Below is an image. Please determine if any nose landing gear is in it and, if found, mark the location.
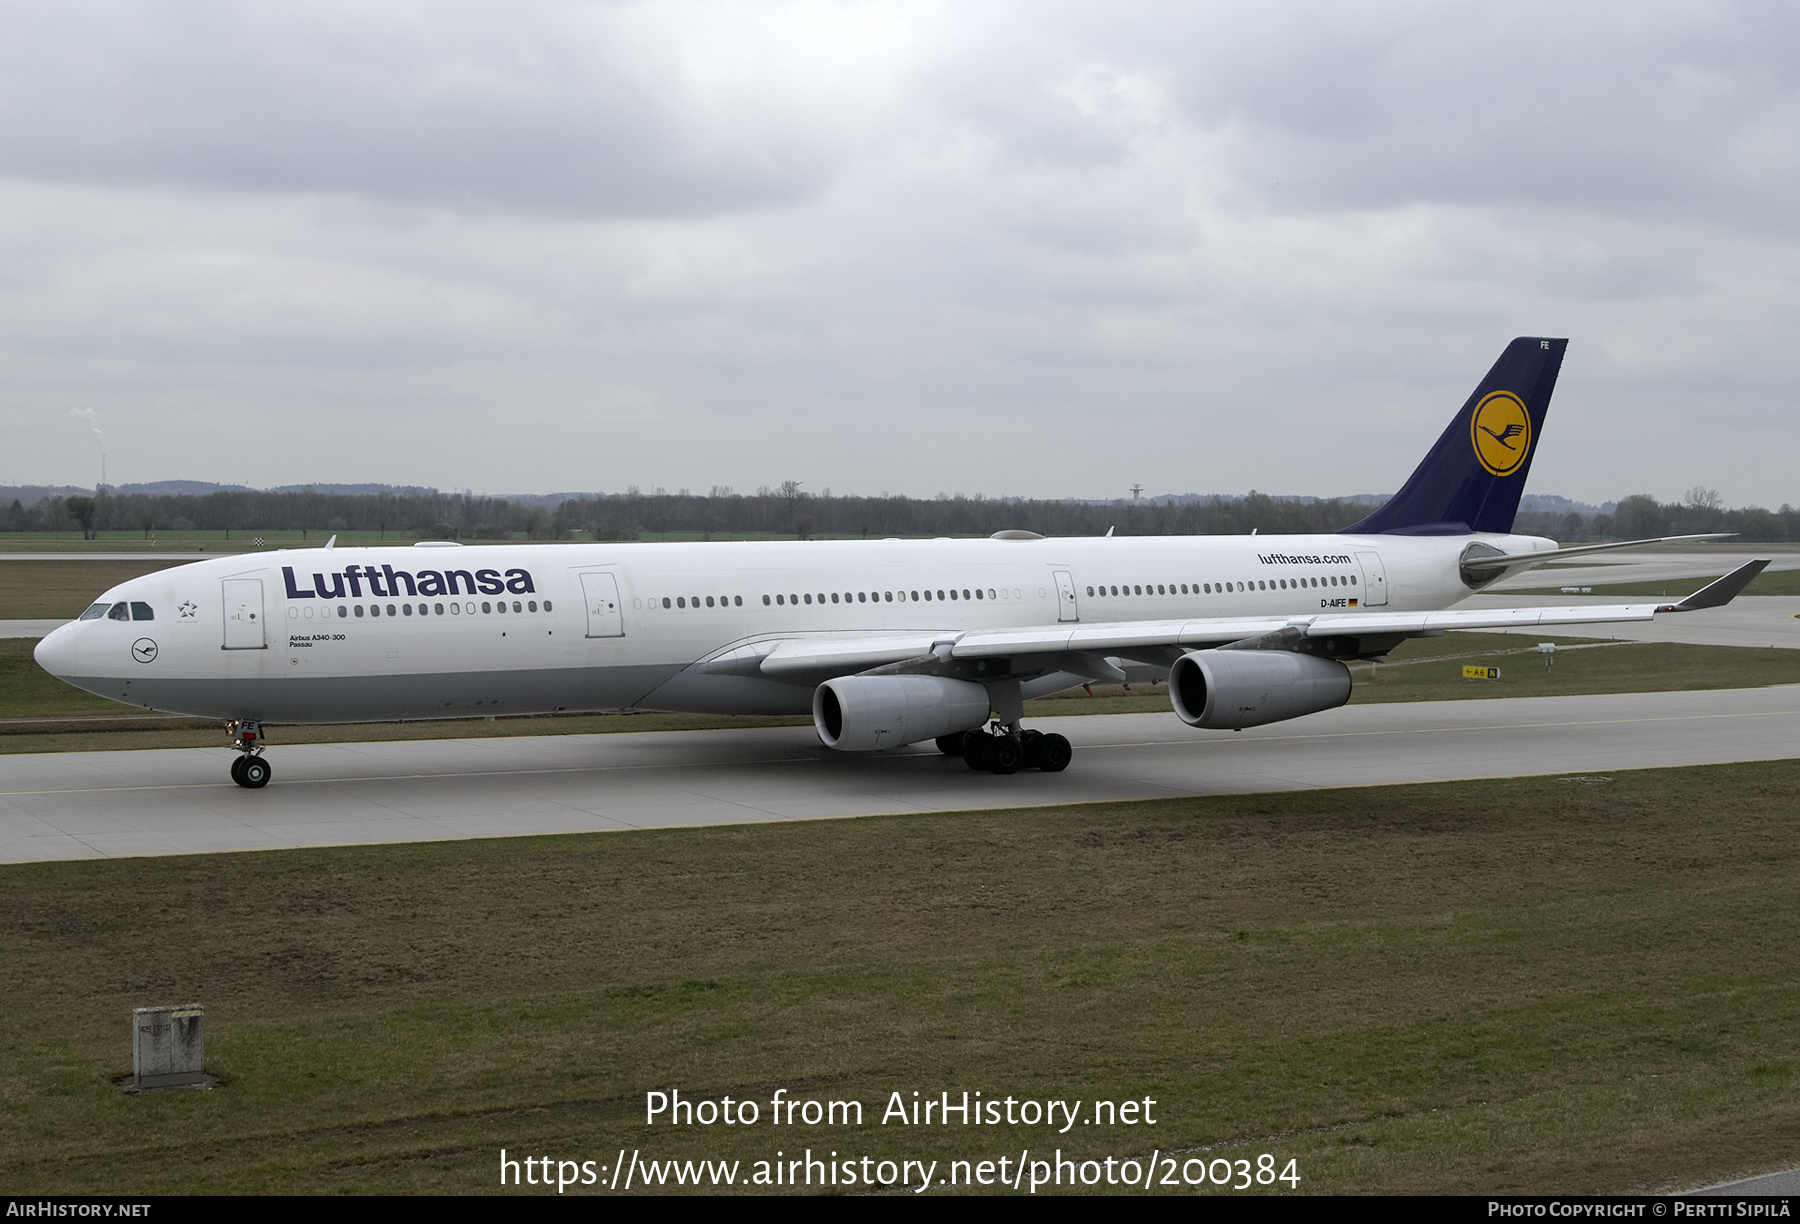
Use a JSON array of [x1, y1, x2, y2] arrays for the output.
[[228, 719, 272, 789], [937, 724, 1072, 774]]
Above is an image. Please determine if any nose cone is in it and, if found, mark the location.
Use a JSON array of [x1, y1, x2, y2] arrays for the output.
[[34, 622, 80, 680]]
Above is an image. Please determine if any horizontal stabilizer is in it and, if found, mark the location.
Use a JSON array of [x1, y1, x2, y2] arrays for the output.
[[1462, 532, 1736, 578]]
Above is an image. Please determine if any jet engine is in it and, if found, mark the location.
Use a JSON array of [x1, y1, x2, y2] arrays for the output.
[[1168, 649, 1351, 731], [813, 675, 991, 752]]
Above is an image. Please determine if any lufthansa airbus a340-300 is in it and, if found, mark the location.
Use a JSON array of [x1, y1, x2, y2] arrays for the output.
[[35, 338, 1766, 788]]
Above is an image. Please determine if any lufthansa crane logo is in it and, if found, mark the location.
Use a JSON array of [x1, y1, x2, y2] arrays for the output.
[[1471, 390, 1532, 477]]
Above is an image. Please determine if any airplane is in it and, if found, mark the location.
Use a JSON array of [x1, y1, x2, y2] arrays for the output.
[[33, 337, 1767, 788]]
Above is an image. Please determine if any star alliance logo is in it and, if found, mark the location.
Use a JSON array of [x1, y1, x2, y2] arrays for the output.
[[178, 600, 197, 619]]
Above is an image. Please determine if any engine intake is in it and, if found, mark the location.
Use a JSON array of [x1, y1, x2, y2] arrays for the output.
[[1169, 649, 1351, 730], [813, 675, 991, 752]]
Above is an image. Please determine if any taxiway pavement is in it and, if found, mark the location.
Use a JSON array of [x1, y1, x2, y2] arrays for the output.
[[2, 685, 1796, 864]]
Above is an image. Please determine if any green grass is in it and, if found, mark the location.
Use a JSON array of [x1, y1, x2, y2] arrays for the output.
[[3, 762, 1799, 1193], [0, 559, 193, 618], [1515, 569, 1800, 598], [1344, 631, 1800, 702]]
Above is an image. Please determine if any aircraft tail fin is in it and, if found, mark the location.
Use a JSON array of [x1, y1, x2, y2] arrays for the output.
[[1341, 337, 1567, 536]]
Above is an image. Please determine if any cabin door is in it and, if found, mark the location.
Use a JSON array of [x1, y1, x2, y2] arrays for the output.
[[580, 572, 625, 637], [222, 579, 266, 649], [1355, 552, 1389, 606], [1053, 570, 1080, 622]]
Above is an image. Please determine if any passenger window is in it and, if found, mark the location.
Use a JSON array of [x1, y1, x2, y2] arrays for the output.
[[512, 601, 522, 612], [338, 606, 348, 618], [404, 604, 414, 616], [131, 602, 154, 621], [108, 602, 130, 621], [437, 603, 447, 614], [763, 595, 771, 605], [544, 600, 553, 611]]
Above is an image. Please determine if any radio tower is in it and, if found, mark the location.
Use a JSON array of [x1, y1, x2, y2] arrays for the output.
[[1130, 483, 1142, 503]]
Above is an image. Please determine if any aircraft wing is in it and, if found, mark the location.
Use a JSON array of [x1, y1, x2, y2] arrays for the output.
[[753, 560, 1769, 678]]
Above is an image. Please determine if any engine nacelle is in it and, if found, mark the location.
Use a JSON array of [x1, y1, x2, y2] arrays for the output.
[[813, 675, 991, 752], [1169, 649, 1351, 731]]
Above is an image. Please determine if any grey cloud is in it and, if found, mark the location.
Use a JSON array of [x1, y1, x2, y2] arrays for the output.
[[0, 1, 860, 216], [6, 2, 1796, 229]]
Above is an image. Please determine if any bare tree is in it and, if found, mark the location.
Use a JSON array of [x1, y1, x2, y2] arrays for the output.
[[779, 480, 804, 536]]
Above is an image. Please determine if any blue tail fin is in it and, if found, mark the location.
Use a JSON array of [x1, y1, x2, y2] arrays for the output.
[[1341, 337, 1567, 536]]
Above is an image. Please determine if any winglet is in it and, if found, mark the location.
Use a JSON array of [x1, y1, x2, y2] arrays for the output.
[[1662, 559, 1770, 612]]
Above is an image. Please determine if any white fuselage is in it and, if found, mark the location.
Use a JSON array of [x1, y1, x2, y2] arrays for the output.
[[33, 531, 1552, 725]]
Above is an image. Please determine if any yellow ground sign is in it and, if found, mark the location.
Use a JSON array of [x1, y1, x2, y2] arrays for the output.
[[1462, 665, 1501, 681]]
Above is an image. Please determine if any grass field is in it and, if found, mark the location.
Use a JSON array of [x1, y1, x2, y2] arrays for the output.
[[0, 559, 193, 618], [3, 760, 1797, 1195], [1516, 569, 1800, 598]]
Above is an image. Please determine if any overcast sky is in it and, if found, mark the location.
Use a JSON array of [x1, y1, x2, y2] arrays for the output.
[[2, 1, 1796, 507]]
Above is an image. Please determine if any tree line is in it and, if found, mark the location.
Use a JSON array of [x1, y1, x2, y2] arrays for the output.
[[6, 484, 1797, 543]]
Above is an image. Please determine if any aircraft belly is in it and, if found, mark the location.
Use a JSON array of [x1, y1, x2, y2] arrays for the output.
[[636, 670, 818, 716]]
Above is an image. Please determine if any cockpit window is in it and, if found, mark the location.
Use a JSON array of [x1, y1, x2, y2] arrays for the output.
[[131, 602, 154, 621], [79, 603, 109, 621], [107, 602, 130, 621]]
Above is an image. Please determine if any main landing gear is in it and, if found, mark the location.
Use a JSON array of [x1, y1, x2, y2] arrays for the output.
[[937, 725, 1072, 775], [228, 719, 272, 789]]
